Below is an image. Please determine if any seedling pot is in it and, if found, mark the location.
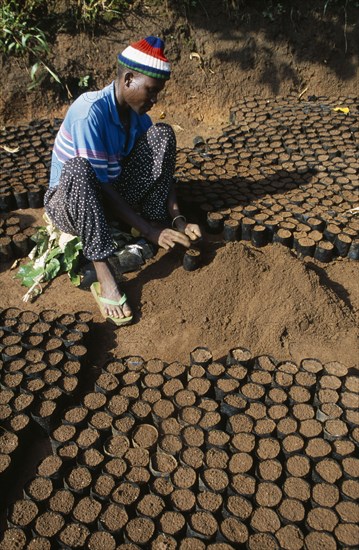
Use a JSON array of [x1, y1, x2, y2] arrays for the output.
[[183, 248, 201, 271]]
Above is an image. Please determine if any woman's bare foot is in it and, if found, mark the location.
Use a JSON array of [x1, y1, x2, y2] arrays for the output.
[[93, 260, 132, 319]]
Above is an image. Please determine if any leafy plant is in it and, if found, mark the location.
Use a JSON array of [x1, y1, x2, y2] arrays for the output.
[[74, 0, 130, 27], [15, 217, 83, 302], [0, 0, 61, 88], [78, 74, 91, 88]]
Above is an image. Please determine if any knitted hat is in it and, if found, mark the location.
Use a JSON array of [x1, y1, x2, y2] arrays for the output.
[[117, 36, 171, 80]]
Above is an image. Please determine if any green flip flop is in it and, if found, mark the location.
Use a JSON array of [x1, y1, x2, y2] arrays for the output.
[[90, 281, 133, 326]]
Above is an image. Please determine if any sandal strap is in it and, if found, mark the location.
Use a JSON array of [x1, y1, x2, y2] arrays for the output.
[[98, 293, 128, 307]]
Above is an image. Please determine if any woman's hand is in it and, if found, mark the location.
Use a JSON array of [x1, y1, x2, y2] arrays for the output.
[[184, 223, 202, 241], [173, 217, 202, 241], [150, 227, 191, 250]]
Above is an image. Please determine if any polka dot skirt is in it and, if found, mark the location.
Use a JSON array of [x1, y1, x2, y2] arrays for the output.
[[44, 123, 177, 261]]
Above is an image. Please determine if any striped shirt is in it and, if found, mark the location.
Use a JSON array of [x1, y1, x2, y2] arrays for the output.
[[49, 81, 152, 188]]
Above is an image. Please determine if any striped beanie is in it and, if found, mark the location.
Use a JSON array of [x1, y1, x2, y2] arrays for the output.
[[117, 36, 171, 80]]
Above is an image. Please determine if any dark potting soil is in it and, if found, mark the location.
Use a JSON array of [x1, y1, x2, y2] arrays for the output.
[[49, 489, 75, 515], [172, 465, 197, 489], [182, 426, 205, 448], [175, 389, 197, 408], [76, 428, 100, 449], [105, 435, 129, 457], [228, 452, 252, 474], [227, 495, 253, 520], [58, 524, 90, 547], [142, 388, 162, 403], [276, 525, 304, 550], [132, 424, 158, 448], [180, 406, 202, 425], [170, 488, 196, 512], [83, 392, 107, 411], [0, 529, 27, 550], [57, 442, 78, 460], [160, 417, 181, 435], [10, 499, 38, 527], [160, 434, 183, 454], [137, 494, 165, 517], [306, 507, 339, 532], [341, 479, 359, 500], [197, 490, 223, 513], [92, 473, 115, 499], [26, 536, 51, 550], [151, 452, 177, 474], [205, 448, 229, 469], [52, 424, 76, 444], [73, 496, 102, 524], [179, 539, 206, 550], [64, 406, 87, 426], [247, 532, 278, 550], [305, 437, 332, 459], [152, 534, 177, 550], [100, 503, 128, 532], [283, 477, 311, 501], [181, 447, 204, 469], [82, 448, 104, 468], [220, 516, 249, 544], [103, 458, 127, 479], [256, 481, 282, 507], [250, 507, 281, 534], [0, 432, 18, 454], [278, 498, 306, 523], [152, 477, 174, 497], [312, 482, 340, 507], [125, 447, 149, 467], [26, 476, 53, 501], [257, 438, 281, 460], [159, 511, 185, 535], [34, 511, 64, 537], [231, 433, 255, 453], [125, 517, 155, 543], [130, 399, 151, 418], [66, 466, 92, 492], [286, 454, 311, 477], [87, 531, 116, 550], [126, 465, 150, 485], [111, 481, 140, 505]]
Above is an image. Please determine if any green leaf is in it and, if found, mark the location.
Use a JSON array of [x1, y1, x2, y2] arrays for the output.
[[44, 258, 61, 280], [68, 271, 81, 286], [47, 245, 62, 261], [30, 62, 40, 80], [15, 264, 44, 287]]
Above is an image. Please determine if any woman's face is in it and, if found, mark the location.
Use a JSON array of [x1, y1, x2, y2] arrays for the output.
[[124, 72, 166, 115]]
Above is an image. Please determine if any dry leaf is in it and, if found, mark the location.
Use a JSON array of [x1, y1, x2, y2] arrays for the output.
[[10, 259, 20, 270], [0, 145, 20, 153]]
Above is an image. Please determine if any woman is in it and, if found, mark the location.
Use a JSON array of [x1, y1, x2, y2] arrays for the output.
[[45, 36, 201, 325]]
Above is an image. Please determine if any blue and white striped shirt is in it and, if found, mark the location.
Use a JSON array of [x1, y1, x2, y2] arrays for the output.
[[49, 81, 152, 187]]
